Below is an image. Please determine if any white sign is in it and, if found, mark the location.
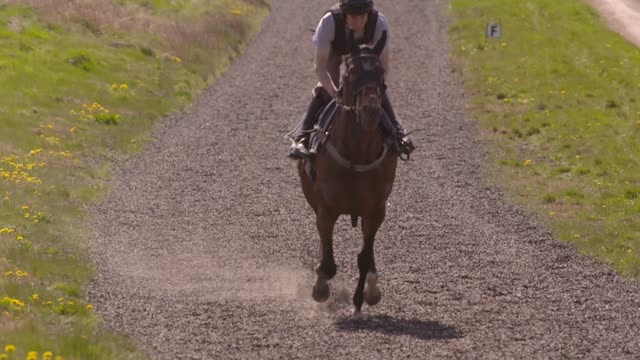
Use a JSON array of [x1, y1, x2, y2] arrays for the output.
[[486, 23, 502, 38]]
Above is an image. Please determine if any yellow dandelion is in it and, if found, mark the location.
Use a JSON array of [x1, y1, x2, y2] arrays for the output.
[[16, 270, 27, 277], [111, 84, 118, 90], [231, 8, 242, 15], [5, 297, 25, 307], [3, 271, 13, 276], [43, 351, 53, 360], [87, 304, 94, 311], [628, 249, 633, 254], [32, 294, 39, 301], [4, 345, 15, 352], [0, 354, 7, 360], [27, 351, 37, 360], [16, 235, 23, 241], [549, 211, 556, 216], [24, 213, 30, 219], [120, 84, 128, 90], [523, 159, 532, 166], [574, 234, 580, 238]]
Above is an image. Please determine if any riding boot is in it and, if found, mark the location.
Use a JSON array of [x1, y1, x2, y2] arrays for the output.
[[289, 94, 326, 159], [381, 93, 415, 158]]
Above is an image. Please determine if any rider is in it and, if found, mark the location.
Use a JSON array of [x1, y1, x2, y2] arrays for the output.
[[288, 0, 415, 159]]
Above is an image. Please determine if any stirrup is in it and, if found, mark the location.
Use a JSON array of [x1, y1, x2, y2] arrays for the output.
[[398, 137, 414, 162], [288, 140, 310, 159]]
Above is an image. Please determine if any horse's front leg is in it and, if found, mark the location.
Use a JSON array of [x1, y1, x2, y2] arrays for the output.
[[312, 209, 339, 302], [353, 207, 385, 318]]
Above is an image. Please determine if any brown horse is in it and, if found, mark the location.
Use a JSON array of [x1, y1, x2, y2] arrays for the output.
[[297, 32, 398, 318]]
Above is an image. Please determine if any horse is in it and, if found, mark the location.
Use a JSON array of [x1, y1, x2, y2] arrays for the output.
[[297, 31, 398, 318]]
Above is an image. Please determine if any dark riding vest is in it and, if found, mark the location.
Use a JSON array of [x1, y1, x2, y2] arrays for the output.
[[328, 4, 379, 56]]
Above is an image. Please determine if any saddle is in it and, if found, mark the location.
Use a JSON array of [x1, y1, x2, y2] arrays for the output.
[[287, 100, 397, 181], [308, 99, 341, 155]]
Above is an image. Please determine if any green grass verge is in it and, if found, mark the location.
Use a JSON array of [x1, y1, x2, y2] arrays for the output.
[[448, 0, 640, 276], [0, 1, 269, 358]]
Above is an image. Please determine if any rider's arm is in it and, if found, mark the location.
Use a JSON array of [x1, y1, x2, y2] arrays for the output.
[[375, 13, 391, 78], [314, 47, 338, 98], [380, 45, 390, 77]]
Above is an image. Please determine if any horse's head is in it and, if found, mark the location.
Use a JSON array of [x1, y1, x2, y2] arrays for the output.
[[339, 30, 387, 132]]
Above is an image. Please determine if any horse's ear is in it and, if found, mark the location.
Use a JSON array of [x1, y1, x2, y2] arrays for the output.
[[373, 31, 387, 56], [347, 30, 360, 55]]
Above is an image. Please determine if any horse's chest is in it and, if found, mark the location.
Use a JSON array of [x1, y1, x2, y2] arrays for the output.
[[318, 175, 390, 210]]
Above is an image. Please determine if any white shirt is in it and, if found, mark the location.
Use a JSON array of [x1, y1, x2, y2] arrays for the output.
[[312, 11, 391, 51]]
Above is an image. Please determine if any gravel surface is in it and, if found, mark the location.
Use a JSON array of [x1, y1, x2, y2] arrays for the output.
[[88, 1, 640, 358], [588, 0, 640, 47]]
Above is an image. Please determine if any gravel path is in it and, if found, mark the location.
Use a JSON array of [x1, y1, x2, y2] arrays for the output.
[[88, 1, 640, 358], [588, 0, 640, 47]]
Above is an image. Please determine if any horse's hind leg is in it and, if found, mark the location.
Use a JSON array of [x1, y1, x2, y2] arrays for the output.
[[312, 209, 339, 302], [353, 208, 385, 318]]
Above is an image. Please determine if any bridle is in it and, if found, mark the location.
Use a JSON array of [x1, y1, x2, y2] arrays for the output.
[[325, 51, 388, 172], [338, 52, 386, 116]]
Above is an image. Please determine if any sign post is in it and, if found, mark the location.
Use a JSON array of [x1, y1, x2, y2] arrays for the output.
[[486, 21, 502, 39]]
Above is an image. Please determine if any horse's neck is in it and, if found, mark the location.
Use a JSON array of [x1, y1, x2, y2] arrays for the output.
[[331, 109, 385, 164]]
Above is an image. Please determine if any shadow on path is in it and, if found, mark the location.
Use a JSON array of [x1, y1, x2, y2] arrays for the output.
[[335, 314, 463, 341]]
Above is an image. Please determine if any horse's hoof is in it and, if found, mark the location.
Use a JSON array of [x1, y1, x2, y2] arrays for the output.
[[312, 282, 330, 302], [364, 272, 382, 306], [364, 286, 382, 306], [352, 308, 362, 320]]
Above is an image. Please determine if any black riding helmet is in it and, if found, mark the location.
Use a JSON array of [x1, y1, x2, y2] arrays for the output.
[[339, 0, 374, 15]]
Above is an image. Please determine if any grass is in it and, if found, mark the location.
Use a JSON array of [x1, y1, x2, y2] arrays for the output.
[[448, 0, 640, 276], [0, 1, 269, 358]]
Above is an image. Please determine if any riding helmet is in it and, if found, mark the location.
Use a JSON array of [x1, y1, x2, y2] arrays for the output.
[[339, 0, 374, 15]]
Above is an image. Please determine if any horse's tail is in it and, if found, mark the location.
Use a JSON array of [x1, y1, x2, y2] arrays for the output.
[[351, 214, 358, 228]]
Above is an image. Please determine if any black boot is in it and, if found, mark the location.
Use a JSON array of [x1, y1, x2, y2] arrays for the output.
[[288, 94, 326, 159], [381, 93, 415, 159]]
